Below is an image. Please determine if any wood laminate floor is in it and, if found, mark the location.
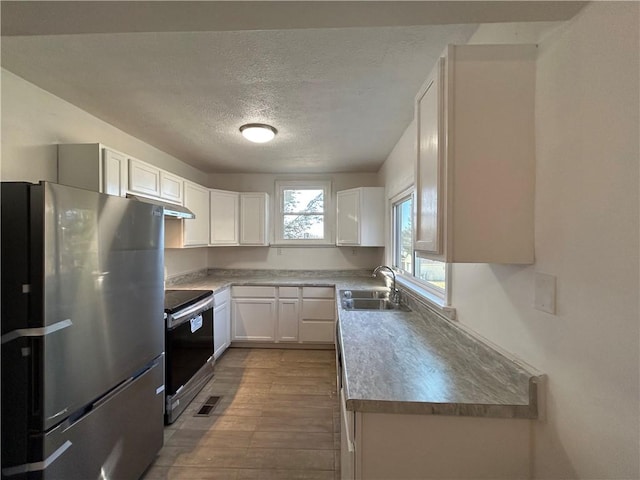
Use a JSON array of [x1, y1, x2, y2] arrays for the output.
[[143, 348, 340, 480]]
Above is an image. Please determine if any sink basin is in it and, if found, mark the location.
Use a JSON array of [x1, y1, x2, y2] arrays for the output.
[[340, 294, 411, 312], [341, 289, 390, 299]]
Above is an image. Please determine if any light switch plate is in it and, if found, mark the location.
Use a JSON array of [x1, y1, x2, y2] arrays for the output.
[[534, 272, 556, 314]]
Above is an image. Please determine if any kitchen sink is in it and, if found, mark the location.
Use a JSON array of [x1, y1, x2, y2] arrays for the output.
[[340, 290, 410, 312], [341, 289, 390, 299]]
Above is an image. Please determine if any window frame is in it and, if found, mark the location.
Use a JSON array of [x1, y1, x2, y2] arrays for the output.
[[390, 187, 451, 307], [274, 179, 333, 246]]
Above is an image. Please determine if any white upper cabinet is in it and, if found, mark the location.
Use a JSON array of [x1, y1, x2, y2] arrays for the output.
[[210, 189, 240, 246], [129, 158, 186, 204], [58, 143, 127, 197], [128, 158, 161, 197], [415, 44, 536, 264], [102, 149, 127, 197], [336, 187, 385, 247], [240, 193, 269, 246], [182, 181, 210, 246], [160, 170, 183, 204]]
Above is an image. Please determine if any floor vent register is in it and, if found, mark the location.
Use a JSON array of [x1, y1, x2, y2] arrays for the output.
[[194, 396, 221, 417]]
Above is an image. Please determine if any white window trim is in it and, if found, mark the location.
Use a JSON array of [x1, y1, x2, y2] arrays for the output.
[[389, 187, 453, 316], [274, 179, 333, 246]]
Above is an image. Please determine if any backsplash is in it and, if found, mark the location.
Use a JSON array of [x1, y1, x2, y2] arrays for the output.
[[206, 268, 374, 278], [165, 268, 209, 287], [165, 268, 373, 287]]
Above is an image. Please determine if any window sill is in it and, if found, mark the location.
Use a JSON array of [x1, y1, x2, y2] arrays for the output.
[[395, 275, 457, 321]]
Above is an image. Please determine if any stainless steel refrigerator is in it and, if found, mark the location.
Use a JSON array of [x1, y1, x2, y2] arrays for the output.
[[1, 182, 165, 479]]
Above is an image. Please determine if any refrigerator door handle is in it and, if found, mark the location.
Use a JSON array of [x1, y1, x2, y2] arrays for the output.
[[1, 319, 72, 344], [1, 440, 72, 477]]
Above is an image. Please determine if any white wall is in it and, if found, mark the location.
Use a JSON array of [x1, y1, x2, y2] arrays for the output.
[[207, 172, 384, 270], [379, 3, 640, 478], [1, 69, 209, 277], [1, 69, 205, 184], [164, 248, 209, 280], [0, 71, 383, 275]]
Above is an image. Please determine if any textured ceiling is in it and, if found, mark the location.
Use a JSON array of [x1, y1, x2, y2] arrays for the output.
[[1, 2, 586, 174]]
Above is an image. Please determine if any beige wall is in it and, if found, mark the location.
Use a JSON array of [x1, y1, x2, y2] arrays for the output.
[[379, 3, 640, 478], [207, 172, 384, 270]]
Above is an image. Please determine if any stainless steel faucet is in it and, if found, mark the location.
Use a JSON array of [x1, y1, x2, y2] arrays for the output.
[[372, 265, 400, 303]]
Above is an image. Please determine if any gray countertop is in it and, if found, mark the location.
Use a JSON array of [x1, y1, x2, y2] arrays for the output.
[[169, 269, 540, 419]]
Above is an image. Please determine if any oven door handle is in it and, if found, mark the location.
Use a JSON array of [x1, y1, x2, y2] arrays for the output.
[[167, 295, 214, 329]]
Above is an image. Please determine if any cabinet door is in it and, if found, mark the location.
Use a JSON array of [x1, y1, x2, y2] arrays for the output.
[[128, 158, 161, 197], [336, 189, 360, 245], [232, 298, 276, 341], [415, 58, 444, 254], [278, 299, 299, 342], [102, 148, 127, 197], [210, 190, 239, 245], [213, 300, 230, 359], [240, 193, 269, 245], [160, 171, 183, 204], [183, 182, 210, 246]]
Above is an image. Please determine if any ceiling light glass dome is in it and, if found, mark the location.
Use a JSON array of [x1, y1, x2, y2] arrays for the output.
[[239, 123, 277, 143]]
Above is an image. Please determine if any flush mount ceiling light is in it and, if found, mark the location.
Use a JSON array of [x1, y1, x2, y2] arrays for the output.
[[239, 123, 277, 143]]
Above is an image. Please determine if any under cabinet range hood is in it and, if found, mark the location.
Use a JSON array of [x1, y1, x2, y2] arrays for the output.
[[127, 194, 195, 219]]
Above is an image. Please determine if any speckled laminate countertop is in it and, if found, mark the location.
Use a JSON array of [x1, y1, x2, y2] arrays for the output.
[[169, 269, 541, 419]]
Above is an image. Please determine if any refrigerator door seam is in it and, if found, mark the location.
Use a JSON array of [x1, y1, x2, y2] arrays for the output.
[[1, 319, 73, 344]]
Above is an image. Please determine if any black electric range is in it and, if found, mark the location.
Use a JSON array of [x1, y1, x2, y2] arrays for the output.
[[163, 289, 215, 424], [164, 289, 213, 315]]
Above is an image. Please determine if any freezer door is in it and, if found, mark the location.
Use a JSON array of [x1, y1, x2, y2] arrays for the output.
[[38, 183, 164, 429], [28, 358, 163, 480]]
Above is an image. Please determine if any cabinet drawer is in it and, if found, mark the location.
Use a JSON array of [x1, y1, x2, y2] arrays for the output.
[[302, 299, 335, 320], [232, 286, 276, 298], [214, 287, 230, 306], [302, 287, 335, 299], [300, 320, 335, 343], [279, 287, 299, 298]]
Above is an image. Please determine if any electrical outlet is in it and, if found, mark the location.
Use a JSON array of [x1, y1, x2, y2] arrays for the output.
[[534, 272, 556, 314], [351, 248, 357, 256], [277, 248, 283, 256]]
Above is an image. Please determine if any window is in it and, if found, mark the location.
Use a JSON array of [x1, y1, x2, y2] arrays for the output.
[[391, 190, 448, 301], [275, 180, 332, 245]]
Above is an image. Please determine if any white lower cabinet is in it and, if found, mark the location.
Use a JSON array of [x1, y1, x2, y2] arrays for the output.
[[231, 287, 277, 341], [277, 299, 299, 342], [300, 287, 336, 343], [342, 410, 531, 480], [231, 285, 335, 345], [213, 288, 231, 359], [277, 286, 300, 342]]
